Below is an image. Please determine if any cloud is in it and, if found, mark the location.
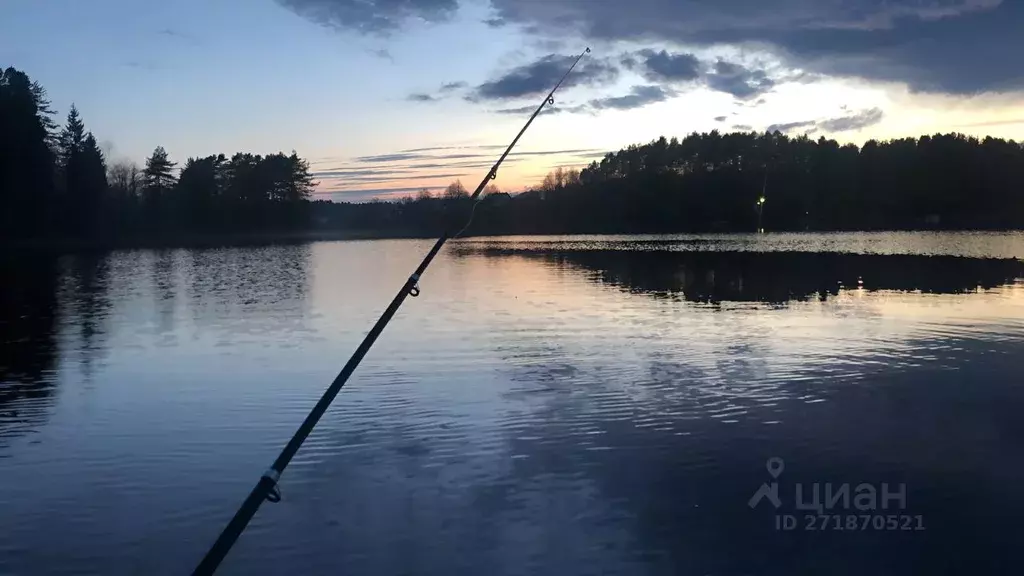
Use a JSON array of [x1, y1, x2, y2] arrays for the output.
[[405, 81, 468, 103], [322, 186, 442, 202], [956, 118, 1024, 128], [433, 153, 482, 159], [494, 105, 536, 115], [626, 49, 701, 83], [715, 116, 727, 122], [766, 120, 818, 134], [410, 159, 520, 169], [355, 152, 427, 163], [276, 0, 458, 34], [706, 60, 775, 99], [589, 85, 676, 110], [399, 144, 507, 153], [816, 107, 884, 132], [622, 50, 780, 101], [494, 104, 552, 115], [315, 171, 470, 184], [487, 0, 1020, 94], [496, 84, 678, 114], [767, 107, 885, 134], [313, 168, 403, 177], [369, 48, 393, 61], [510, 148, 603, 157], [358, 151, 482, 162], [736, 98, 768, 108], [123, 60, 161, 71], [471, 53, 619, 100], [352, 146, 602, 165], [158, 28, 198, 43], [399, 145, 461, 153], [316, 145, 612, 201], [492, 104, 587, 115], [732, 124, 754, 131]]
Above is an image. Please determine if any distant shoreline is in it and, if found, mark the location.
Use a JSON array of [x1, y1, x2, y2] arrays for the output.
[[6, 227, 1024, 255], [5, 229, 433, 253]]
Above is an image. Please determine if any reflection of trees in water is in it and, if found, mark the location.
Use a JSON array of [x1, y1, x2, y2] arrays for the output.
[[465, 337, 645, 574], [152, 250, 178, 338], [186, 244, 312, 332], [2, 244, 313, 443], [469, 248, 1024, 572], [493, 330, 1024, 575], [470, 249, 1024, 303], [3, 253, 114, 441], [0, 255, 60, 443], [63, 253, 113, 379]]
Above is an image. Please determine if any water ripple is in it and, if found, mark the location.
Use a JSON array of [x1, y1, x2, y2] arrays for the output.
[[2, 235, 1024, 575]]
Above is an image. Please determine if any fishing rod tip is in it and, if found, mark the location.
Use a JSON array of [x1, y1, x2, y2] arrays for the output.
[[585, 47, 591, 53]]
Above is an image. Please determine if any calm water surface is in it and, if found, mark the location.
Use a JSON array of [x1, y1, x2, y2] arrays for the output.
[[2, 232, 1024, 575]]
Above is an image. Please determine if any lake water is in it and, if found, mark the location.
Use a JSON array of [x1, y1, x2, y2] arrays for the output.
[[2, 232, 1024, 576]]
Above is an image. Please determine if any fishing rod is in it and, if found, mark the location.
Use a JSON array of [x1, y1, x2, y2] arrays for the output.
[[191, 46, 591, 576]]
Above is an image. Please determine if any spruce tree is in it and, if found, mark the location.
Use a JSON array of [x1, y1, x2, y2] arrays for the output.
[[143, 146, 177, 231], [57, 106, 107, 237], [0, 67, 56, 238]]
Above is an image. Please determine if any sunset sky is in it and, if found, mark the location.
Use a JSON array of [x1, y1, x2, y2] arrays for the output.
[[4, 0, 1024, 201]]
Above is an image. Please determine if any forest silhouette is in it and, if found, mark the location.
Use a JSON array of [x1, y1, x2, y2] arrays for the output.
[[322, 131, 1024, 236], [2, 67, 315, 247], [4, 66, 1024, 248]]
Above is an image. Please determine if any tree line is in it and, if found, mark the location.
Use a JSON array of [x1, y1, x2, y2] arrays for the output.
[[316, 131, 1024, 235], [1, 67, 316, 247], [7, 65, 1024, 246]]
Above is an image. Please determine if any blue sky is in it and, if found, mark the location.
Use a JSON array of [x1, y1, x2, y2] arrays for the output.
[[4, 0, 1024, 201]]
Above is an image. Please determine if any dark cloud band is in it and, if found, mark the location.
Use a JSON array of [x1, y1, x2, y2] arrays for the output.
[[627, 49, 701, 83], [276, 0, 458, 33], [487, 0, 1020, 94], [590, 85, 676, 110], [706, 60, 775, 100], [278, 0, 1021, 94], [471, 53, 620, 101]]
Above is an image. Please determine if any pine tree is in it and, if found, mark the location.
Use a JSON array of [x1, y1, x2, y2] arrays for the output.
[[0, 67, 56, 238], [143, 146, 177, 231], [176, 155, 221, 232], [30, 81, 59, 152], [58, 105, 85, 168], [55, 106, 107, 237], [144, 146, 176, 190], [78, 133, 108, 233], [56, 105, 83, 233]]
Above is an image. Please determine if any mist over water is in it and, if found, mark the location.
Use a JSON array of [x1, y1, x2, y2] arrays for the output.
[[2, 232, 1024, 575]]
